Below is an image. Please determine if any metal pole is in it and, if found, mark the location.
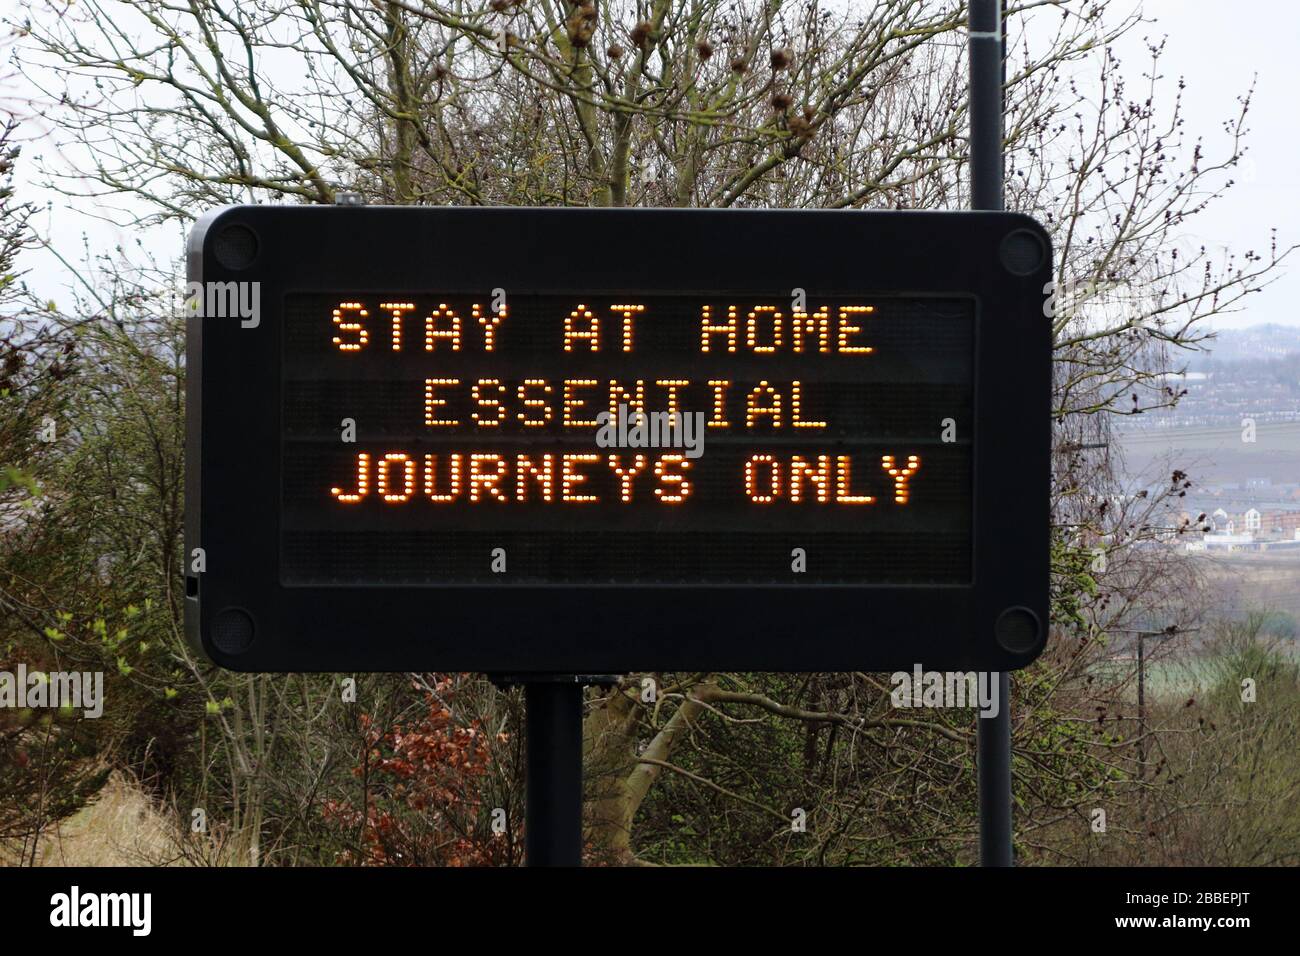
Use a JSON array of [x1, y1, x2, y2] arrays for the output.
[[970, 0, 1005, 213], [970, 0, 1014, 868], [978, 673, 1013, 866], [1137, 632, 1147, 782], [524, 681, 584, 866]]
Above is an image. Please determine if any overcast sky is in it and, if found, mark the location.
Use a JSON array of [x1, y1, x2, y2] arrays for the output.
[[1110, 0, 1300, 330], [8, 0, 1298, 332]]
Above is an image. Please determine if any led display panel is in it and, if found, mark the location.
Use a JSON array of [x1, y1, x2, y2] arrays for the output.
[[185, 206, 1051, 672]]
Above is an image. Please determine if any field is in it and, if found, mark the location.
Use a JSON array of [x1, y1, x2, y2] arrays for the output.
[[1196, 550, 1300, 621], [1116, 421, 1300, 487]]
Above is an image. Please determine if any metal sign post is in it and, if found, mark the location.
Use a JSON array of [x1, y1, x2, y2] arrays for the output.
[[970, 0, 1015, 868], [489, 673, 616, 867], [523, 680, 584, 867]]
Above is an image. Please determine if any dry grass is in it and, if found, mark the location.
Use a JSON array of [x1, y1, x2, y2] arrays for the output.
[[1, 772, 183, 867]]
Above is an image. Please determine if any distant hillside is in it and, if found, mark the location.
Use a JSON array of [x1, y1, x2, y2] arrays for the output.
[[1190, 324, 1300, 367]]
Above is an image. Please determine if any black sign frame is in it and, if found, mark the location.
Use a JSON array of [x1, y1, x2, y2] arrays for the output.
[[185, 206, 1051, 672]]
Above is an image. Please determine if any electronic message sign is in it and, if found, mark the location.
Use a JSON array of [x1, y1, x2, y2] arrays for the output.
[[185, 206, 1051, 672]]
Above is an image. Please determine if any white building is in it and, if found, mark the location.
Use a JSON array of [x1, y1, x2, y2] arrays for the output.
[[1201, 532, 1255, 551], [1244, 508, 1262, 533]]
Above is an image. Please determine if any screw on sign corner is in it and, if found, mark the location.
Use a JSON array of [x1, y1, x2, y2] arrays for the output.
[[210, 608, 255, 655], [994, 606, 1041, 655], [212, 223, 259, 271], [999, 229, 1046, 277]]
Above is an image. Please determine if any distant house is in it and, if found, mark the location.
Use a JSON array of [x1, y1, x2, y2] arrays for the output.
[[1244, 508, 1262, 533], [1210, 507, 1230, 532], [1262, 509, 1300, 536]]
